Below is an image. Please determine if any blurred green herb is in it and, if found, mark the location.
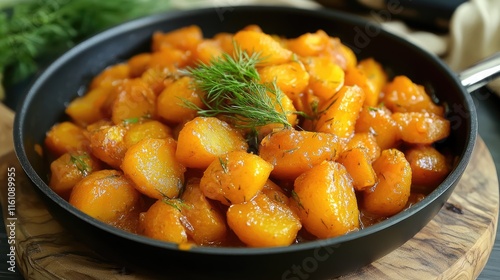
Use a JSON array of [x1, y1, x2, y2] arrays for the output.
[[183, 46, 292, 129], [0, 0, 172, 100]]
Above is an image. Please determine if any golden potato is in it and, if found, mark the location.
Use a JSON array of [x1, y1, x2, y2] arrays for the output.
[[315, 85, 365, 139], [382, 75, 444, 116], [227, 193, 301, 247], [392, 112, 450, 144], [286, 30, 330, 57], [45, 121, 90, 157], [258, 61, 310, 100], [181, 179, 227, 245], [200, 151, 273, 206], [69, 170, 141, 224], [157, 76, 205, 124], [256, 90, 297, 139], [140, 67, 175, 95], [128, 53, 152, 78], [345, 132, 381, 162], [152, 25, 203, 53], [355, 105, 401, 150], [122, 138, 185, 199], [89, 64, 129, 90], [337, 147, 376, 191], [233, 30, 292, 66], [363, 149, 412, 216], [303, 56, 345, 101], [123, 120, 173, 148], [140, 199, 188, 244], [65, 86, 114, 127], [111, 79, 156, 125], [260, 179, 290, 206], [259, 128, 342, 180], [292, 161, 359, 238], [88, 123, 128, 168], [405, 145, 451, 192], [49, 151, 102, 200], [357, 58, 387, 96], [175, 117, 248, 169], [194, 39, 225, 65]]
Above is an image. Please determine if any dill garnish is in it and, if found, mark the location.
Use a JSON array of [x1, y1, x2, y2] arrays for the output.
[[219, 157, 229, 174], [162, 198, 192, 212], [70, 153, 91, 176], [183, 46, 291, 129]]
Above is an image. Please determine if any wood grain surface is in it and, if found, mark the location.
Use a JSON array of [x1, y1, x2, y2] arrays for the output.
[[0, 103, 498, 279]]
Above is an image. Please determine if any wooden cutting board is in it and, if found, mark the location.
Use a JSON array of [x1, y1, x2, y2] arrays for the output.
[[0, 103, 498, 279]]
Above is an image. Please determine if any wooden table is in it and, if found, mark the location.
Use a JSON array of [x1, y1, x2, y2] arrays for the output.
[[0, 102, 498, 279]]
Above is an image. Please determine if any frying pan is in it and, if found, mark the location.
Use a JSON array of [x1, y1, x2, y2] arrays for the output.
[[12, 5, 496, 280]]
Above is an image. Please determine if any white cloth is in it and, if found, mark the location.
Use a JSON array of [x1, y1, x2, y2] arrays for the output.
[[447, 0, 500, 93]]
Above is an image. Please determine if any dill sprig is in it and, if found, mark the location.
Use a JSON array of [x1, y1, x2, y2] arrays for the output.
[[0, 0, 172, 99], [184, 47, 291, 129], [69, 153, 91, 176]]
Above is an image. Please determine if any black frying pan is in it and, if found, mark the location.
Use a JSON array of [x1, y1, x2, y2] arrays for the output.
[[13, 5, 480, 280]]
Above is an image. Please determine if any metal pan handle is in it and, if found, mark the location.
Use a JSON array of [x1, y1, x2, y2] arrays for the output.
[[458, 52, 500, 93]]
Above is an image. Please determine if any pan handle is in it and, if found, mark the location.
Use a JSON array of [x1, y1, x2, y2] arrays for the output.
[[458, 52, 500, 93]]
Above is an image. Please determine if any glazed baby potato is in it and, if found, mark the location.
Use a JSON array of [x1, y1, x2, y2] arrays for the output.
[[44, 24, 452, 248]]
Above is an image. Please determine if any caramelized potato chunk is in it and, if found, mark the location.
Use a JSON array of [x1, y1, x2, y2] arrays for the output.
[[286, 30, 330, 57], [355, 105, 401, 150], [405, 145, 451, 192], [315, 85, 365, 139], [194, 39, 225, 65], [382, 75, 444, 116], [140, 199, 188, 244], [258, 61, 310, 100], [111, 79, 156, 125], [392, 112, 450, 144], [292, 161, 360, 238], [259, 128, 342, 180], [303, 56, 345, 101], [89, 64, 129, 89], [357, 58, 387, 101], [260, 180, 290, 206], [256, 91, 297, 138], [200, 151, 273, 206], [227, 192, 301, 247], [176, 117, 248, 169], [122, 138, 185, 199], [152, 25, 203, 53], [49, 151, 101, 200], [363, 149, 412, 216], [69, 170, 141, 223], [344, 67, 377, 107], [45, 121, 90, 157], [148, 46, 191, 72], [140, 67, 174, 95], [345, 132, 381, 162], [233, 30, 292, 66], [337, 148, 376, 191], [127, 53, 152, 78], [88, 123, 128, 168], [157, 76, 205, 124], [65, 86, 114, 127], [181, 179, 227, 245], [123, 120, 173, 148], [345, 58, 387, 108]]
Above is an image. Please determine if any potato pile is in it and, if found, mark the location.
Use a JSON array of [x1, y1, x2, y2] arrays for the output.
[[44, 25, 451, 248]]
